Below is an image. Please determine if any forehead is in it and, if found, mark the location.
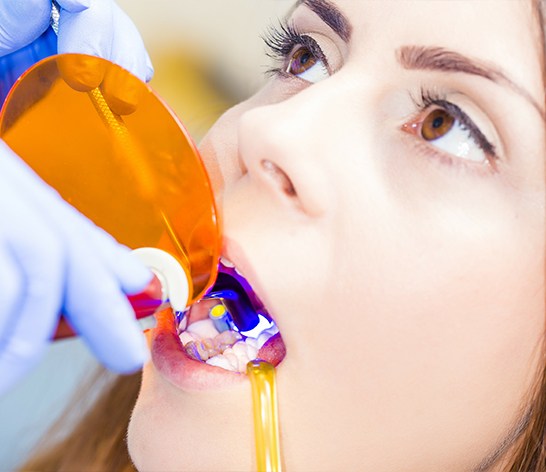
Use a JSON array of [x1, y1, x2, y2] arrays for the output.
[[295, 0, 544, 104]]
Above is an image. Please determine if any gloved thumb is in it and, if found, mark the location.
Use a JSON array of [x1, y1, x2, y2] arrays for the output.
[[0, 0, 51, 55], [55, 0, 92, 13]]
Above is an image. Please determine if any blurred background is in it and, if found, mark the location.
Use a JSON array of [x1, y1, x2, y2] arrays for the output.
[[0, 1, 292, 470], [118, 0, 293, 140]]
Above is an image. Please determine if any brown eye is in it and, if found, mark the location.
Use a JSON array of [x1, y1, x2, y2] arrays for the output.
[[286, 47, 317, 75], [421, 109, 455, 141]]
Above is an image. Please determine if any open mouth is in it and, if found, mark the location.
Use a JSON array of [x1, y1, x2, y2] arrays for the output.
[[175, 258, 286, 373]]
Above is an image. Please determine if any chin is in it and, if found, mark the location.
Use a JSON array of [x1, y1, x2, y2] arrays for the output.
[[128, 362, 256, 471]]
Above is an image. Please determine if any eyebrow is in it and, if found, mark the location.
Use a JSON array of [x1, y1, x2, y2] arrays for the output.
[[294, 0, 352, 42], [397, 45, 545, 120]]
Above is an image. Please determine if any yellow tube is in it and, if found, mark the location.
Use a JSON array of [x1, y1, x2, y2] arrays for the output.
[[247, 360, 282, 472]]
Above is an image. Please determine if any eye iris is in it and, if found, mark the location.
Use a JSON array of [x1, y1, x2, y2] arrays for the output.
[[421, 109, 455, 141], [287, 47, 316, 75]]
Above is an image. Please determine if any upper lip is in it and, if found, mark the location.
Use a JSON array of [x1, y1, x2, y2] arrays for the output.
[[220, 239, 275, 322]]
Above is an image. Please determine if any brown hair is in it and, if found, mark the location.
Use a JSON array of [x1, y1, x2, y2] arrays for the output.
[[503, 1, 546, 471], [20, 2, 546, 471], [21, 369, 139, 471], [506, 368, 546, 472]]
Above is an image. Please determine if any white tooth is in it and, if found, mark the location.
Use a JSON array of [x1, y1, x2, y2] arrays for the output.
[[179, 331, 195, 346], [187, 319, 220, 339], [257, 332, 272, 349], [236, 352, 250, 373], [235, 267, 243, 276], [223, 347, 234, 355], [220, 257, 235, 268], [253, 326, 279, 349], [178, 316, 188, 331], [222, 349, 239, 369], [206, 355, 236, 371], [245, 337, 258, 349], [245, 342, 258, 360], [263, 325, 279, 337], [232, 341, 248, 357], [229, 341, 254, 372]]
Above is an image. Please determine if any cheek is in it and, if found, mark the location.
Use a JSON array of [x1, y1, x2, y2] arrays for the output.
[[322, 161, 545, 454], [334, 152, 545, 371], [273, 163, 543, 468], [336, 206, 544, 374]]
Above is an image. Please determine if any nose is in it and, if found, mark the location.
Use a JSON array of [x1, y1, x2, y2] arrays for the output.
[[237, 92, 335, 217]]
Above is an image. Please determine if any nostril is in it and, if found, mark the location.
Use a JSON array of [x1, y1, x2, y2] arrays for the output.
[[261, 159, 297, 197]]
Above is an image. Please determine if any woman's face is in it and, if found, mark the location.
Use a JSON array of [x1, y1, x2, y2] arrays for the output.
[[128, 1, 546, 470]]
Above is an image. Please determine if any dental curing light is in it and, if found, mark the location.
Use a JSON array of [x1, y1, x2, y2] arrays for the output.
[[0, 53, 221, 338]]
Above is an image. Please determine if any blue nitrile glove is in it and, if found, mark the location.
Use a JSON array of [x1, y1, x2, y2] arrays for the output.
[[56, 0, 153, 83], [0, 0, 153, 91], [0, 140, 153, 395]]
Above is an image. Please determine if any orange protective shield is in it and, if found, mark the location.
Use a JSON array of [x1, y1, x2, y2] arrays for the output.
[[0, 54, 220, 303]]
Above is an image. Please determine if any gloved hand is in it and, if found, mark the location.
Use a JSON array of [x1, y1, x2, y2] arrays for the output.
[[0, 0, 153, 82], [0, 139, 153, 395]]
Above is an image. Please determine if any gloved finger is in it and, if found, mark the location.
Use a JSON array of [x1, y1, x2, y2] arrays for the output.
[[57, 53, 106, 92], [0, 249, 26, 396], [0, 168, 63, 336], [0, 0, 51, 55], [1, 152, 149, 372], [55, 0, 91, 13], [0, 143, 149, 374], [100, 64, 143, 115], [0, 213, 64, 395], [63, 246, 149, 373], [57, 0, 153, 83], [0, 248, 23, 345], [0, 269, 61, 394], [58, 54, 142, 115], [108, 2, 154, 83], [0, 141, 152, 295], [56, 0, 112, 62], [87, 237, 153, 295], [60, 206, 153, 295]]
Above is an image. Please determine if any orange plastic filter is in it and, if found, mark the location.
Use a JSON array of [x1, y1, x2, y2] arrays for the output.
[[0, 53, 220, 303]]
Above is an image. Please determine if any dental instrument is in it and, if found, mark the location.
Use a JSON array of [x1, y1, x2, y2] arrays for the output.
[[209, 304, 235, 333]]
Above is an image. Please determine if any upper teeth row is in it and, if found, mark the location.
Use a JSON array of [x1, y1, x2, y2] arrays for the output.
[[206, 341, 257, 373], [220, 256, 245, 277], [220, 256, 235, 268]]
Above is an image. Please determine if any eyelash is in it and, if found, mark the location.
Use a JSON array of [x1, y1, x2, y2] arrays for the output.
[[261, 20, 329, 77], [262, 23, 498, 170], [412, 88, 497, 161]]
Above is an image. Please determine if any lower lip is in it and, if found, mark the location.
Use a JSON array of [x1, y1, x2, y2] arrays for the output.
[[150, 307, 286, 392], [150, 308, 245, 391]]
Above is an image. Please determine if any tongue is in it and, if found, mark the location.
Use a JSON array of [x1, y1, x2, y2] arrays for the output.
[[257, 333, 286, 367]]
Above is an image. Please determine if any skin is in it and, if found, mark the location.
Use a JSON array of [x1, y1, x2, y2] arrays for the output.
[[128, 1, 546, 471]]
